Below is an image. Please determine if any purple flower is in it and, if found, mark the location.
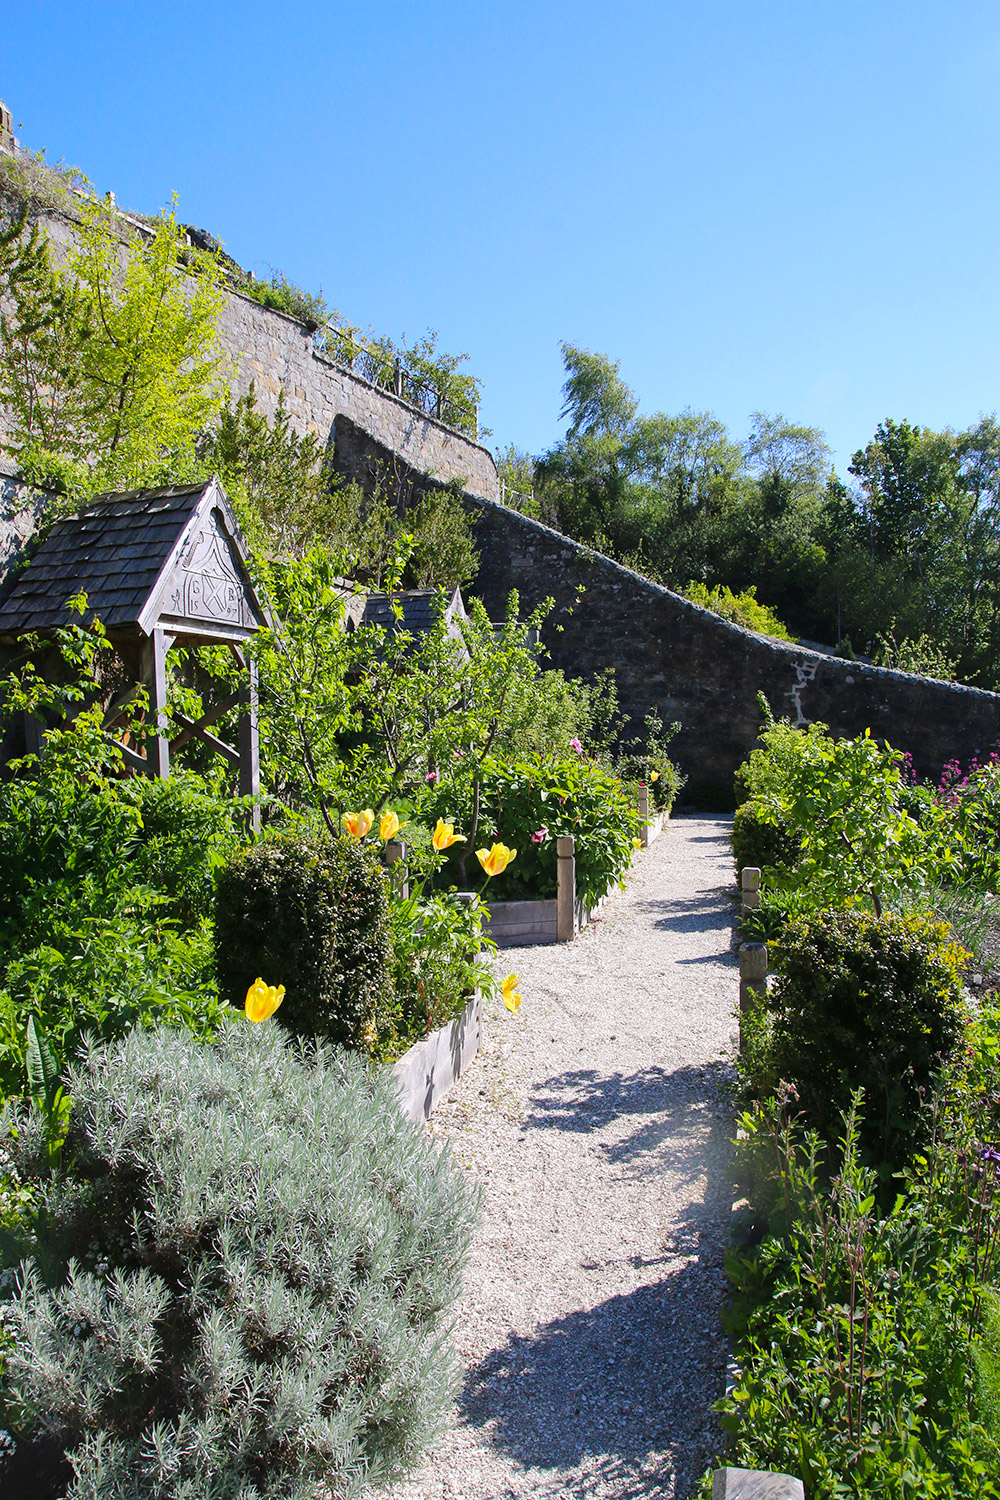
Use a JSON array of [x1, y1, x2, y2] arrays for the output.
[[569, 738, 583, 754], [531, 827, 549, 844]]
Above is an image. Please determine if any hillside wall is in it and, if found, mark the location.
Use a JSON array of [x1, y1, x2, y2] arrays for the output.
[[467, 494, 1000, 796], [1, 199, 500, 502]]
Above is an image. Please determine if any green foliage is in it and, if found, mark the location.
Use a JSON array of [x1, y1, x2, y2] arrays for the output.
[[683, 581, 795, 641], [404, 484, 480, 590], [389, 891, 494, 1053], [759, 908, 967, 1171], [720, 1090, 1000, 1498], [214, 834, 393, 1055], [872, 623, 960, 680], [730, 801, 800, 881], [454, 752, 643, 907], [0, 201, 224, 497], [4, 1018, 476, 1500], [240, 269, 328, 330]]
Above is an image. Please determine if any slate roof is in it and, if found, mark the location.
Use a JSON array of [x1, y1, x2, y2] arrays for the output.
[[0, 478, 262, 641], [359, 587, 467, 637]]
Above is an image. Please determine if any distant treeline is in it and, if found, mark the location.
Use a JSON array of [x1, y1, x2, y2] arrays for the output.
[[500, 343, 1000, 688]]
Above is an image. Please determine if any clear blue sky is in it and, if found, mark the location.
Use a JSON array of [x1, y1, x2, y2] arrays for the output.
[[3, 1, 999, 474]]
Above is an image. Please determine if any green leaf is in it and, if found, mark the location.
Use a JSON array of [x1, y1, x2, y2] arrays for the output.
[[26, 1012, 60, 1108]]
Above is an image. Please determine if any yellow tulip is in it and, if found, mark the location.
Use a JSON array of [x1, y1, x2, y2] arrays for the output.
[[379, 810, 402, 841], [632, 837, 643, 850], [343, 809, 374, 841], [432, 818, 466, 851], [650, 770, 659, 782], [245, 977, 285, 1022], [476, 842, 517, 877], [501, 974, 522, 1014]]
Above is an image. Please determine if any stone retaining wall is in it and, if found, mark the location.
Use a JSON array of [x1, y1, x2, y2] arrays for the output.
[[466, 493, 1000, 798]]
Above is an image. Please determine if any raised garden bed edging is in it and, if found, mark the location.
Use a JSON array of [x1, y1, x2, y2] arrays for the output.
[[389, 990, 482, 1124], [483, 895, 604, 948]]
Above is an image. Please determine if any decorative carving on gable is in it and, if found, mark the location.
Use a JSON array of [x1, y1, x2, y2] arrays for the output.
[[163, 508, 259, 630]]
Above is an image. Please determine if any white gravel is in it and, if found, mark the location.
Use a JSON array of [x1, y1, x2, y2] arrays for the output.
[[381, 815, 738, 1500]]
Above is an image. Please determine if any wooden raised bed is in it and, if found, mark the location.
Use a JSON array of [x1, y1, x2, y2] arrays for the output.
[[638, 784, 669, 847], [389, 990, 482, 1124]]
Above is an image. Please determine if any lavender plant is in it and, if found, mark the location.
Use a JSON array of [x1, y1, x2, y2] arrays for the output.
[[3, 1019, 476, 1500]]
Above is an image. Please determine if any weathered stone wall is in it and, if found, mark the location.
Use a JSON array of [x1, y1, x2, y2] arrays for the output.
[[0, 198, 500, 503], [467, 494, 1000, 797]]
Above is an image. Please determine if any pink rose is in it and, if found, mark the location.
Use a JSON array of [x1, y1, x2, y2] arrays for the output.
[[569, 738, 583, 754], [531, 827, 549, 844], [426, 770, 438, 783]]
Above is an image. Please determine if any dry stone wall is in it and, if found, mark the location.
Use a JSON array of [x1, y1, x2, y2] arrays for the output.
[[466, 494, 1000, 799]]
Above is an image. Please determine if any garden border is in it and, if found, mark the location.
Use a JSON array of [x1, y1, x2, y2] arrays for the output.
[[390, 990, 482, 1124]]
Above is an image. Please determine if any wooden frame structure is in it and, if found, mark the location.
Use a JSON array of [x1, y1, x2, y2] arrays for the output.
[[0, 477, 266, 829]]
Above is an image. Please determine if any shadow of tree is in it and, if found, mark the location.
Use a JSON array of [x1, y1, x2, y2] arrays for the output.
[[460, 1263, 727, 1498]]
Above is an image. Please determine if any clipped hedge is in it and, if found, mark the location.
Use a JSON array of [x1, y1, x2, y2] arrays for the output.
[[768, 908, 967, 1171], [5, 1020, 476, 1500], [214, 834, 392, 1054], [731, 799, 801, 881]]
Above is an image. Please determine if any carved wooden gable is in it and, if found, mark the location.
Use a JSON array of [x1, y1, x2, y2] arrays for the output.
[[156, 502, 262, 637]]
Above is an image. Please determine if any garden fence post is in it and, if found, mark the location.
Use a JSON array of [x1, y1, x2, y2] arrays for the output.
[[384, 839, 409, 899], [738, 943, 768, 1052], [637, 784, 650, 847], [238, 656, 261, 835], [557, 835, 576, 942], [741, 866, 761, 911]]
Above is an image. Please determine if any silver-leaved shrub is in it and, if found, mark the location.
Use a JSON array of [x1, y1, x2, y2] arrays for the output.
[[4, 1019, 477, 1500]]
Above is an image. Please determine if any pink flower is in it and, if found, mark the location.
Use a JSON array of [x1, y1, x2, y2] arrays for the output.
[[426, 770, 438, 783], [569, 738, 583, 754], [531, 827, 549, 844], [452, 749, 464, 760]]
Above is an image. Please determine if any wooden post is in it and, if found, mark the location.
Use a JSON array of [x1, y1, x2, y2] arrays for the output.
[[557, 835, 576, 943], [637, 783, 650, 847], [739, 943, 768, 1051], [741, 866, 761, 912], [238, 656, 260, 834], [384, 839, 409, 899], [146, 628, 170, 780]]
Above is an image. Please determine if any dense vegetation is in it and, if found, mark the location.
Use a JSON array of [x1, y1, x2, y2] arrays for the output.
[[0, 189, 670, 1495], [716, 709, 1000, 1497], [508, 342, 1000, 686]]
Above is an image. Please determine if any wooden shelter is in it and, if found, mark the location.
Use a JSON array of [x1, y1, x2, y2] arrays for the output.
[[0, 477, 266, 827]]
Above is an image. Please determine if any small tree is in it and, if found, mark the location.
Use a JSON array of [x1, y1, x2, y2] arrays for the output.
[[0, 199, 224, 497]]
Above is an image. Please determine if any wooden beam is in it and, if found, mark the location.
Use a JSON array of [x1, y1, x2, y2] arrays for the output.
[[146, 628, 170, 779], [238, 657, 260, 833], [170, 711, 240, 767], [169, 693, 240, 751]]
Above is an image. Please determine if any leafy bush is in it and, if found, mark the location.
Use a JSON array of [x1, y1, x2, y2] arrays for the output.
[[389, 891, 494, 1053], [438, 752, 642, 907], [129, 771, 244, 928], [214, 834, 393, 1054], [764, 908, 967, 1170], [241, 269, 328, 331], [720, 1091, 1000, 1499], [683, 581, 795, 641], [4, 1019, 477, 1500], [731, 800, 800, 881]]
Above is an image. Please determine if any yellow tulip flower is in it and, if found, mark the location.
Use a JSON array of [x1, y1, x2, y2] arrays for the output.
[[476, 842, 517, 877], [379, 810, 402, 842], [245, 977, 285, 1022], [343, 809, 374, 841], [432, 818, 466, 851], [650, 770, 659, 782], [501, 974, 522, 1014]]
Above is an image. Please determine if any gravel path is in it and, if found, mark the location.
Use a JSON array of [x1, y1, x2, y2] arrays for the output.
[[384, 815, 738, 1500]]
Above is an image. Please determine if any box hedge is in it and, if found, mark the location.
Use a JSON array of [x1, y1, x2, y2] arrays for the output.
[[214, 833, 392, 1054]]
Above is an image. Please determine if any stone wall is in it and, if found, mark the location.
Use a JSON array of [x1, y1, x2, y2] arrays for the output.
[[0, 198, 500, 504], [467, 494, 1000, 798]]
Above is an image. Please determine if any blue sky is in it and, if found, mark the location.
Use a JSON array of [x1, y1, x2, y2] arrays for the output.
[[3, 2, 999, 474]]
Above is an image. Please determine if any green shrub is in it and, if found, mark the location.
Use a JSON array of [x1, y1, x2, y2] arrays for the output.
[[731, 800, 800, 881], [130, 771, 245, 927], [388, 891, 494, 1056], [683, 581, 795, 641], [4, 1019, 476, 1500], [439, 753, 643, 906], [214, 834, 393, 1054], [768, 908, 967, 1170]]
